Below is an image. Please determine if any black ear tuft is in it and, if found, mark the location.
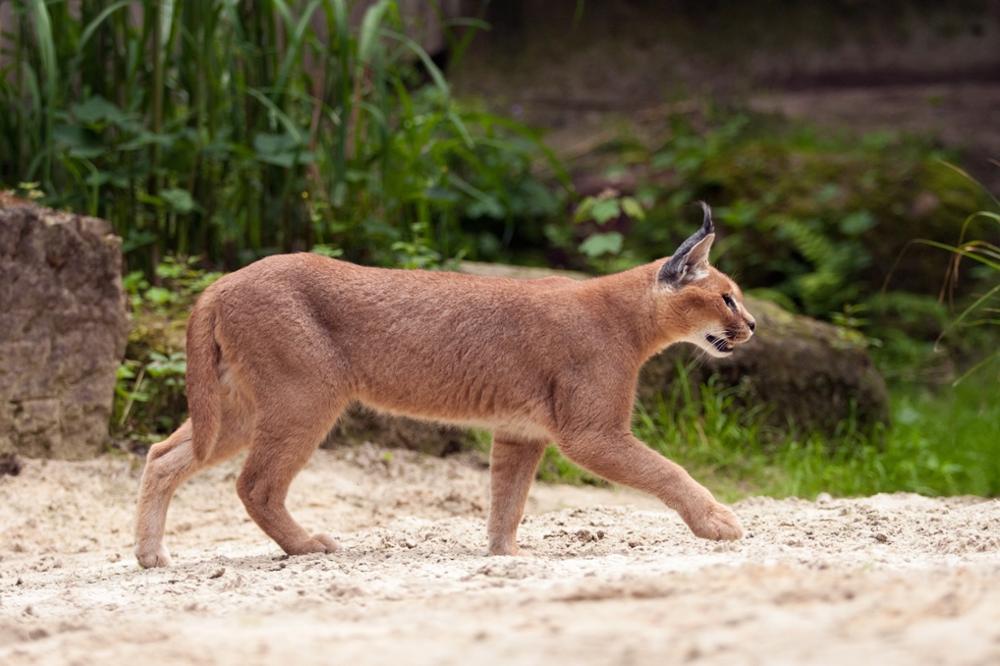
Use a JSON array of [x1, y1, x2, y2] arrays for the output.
[[697, 200, 714, 236], [657, 201, 716, 287]]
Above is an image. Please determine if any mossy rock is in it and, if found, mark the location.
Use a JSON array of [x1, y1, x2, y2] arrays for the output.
[[324, 406, 473, 457], [639, 295, 889, 433]]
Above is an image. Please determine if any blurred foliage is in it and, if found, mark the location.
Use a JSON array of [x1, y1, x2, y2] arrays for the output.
[[1, 0, 567, 274], [544, 109, 998, 381], [583, 111, 991, 307]]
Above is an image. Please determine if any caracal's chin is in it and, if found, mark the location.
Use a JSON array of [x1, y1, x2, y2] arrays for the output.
[[693, 332, 737, 358]]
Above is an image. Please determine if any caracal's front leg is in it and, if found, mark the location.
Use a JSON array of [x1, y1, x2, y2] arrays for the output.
[[488, 436, 547, 555], [555, 431, 743, 541]]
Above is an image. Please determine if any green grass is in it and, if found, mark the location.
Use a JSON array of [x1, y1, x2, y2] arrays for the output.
[[539, 368, 1000, 499]]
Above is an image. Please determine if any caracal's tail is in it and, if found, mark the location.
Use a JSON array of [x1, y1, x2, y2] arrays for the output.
[[186, 299, 221, 462]]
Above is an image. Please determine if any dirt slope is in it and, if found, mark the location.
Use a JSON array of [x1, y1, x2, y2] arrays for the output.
[[1, 445, 998, 665]]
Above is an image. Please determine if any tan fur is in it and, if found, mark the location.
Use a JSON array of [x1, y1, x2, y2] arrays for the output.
[[134, 222, 756, 567]]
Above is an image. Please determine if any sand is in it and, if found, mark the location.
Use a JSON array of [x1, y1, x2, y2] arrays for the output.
[[1, 444, 998, 665]]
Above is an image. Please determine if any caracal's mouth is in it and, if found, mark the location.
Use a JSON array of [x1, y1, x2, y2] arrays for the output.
[[705, 333, 735, 355]]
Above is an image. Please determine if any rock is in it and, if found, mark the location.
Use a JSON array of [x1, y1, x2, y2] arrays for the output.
[[0, 452, 22, 476], [325, 405, 472, 457], [0, 196, 128, 459], [638, 296, 890, 433]]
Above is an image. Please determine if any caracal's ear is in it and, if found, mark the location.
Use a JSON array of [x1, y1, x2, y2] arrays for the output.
[[657, 201, 716, 288]]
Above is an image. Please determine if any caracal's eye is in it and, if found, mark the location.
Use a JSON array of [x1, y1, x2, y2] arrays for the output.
[[722, 293, 736, 310]]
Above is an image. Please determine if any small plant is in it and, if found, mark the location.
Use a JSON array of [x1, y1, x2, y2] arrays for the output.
[[391, 221, 446, 269], [543, 188, 647, 272], [114, 255, 221, 442], [123, 256, 222, 312], [14, 181, 45, 200], [115, 352, 187, 436], [905, 163, 999, 384], [575, 190, 645, 262]]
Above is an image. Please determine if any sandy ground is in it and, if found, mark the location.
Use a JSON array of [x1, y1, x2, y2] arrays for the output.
[[1, 444, 998, 666]]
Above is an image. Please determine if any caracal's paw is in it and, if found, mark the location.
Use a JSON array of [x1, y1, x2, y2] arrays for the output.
[[286, 533, 340, 556], [488, 542, 520, 557], [685, 502, 744, 541], [136, 543, 173, 568]]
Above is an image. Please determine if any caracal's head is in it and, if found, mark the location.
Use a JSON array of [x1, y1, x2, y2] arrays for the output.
[[655, 202, 756, 358]]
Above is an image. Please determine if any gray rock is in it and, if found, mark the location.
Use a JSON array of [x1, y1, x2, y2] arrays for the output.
[[325, 404, 472, 457], [638, 296, 890, 433], [0, 196, 128, 459]]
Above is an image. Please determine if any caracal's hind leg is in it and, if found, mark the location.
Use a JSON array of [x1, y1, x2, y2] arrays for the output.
[[235, 397, 346, 557], [134, 417, 248, 568], [488, 435, 547, 555]]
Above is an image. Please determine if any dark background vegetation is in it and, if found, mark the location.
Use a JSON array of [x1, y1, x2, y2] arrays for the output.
[[1, 0, 997, 495]]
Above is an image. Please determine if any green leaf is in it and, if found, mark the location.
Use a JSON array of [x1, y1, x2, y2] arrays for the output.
[[272, 0, 322, 98], [381, 28, 449, 97], [573, 196, 596, 224], [72, 95, 128, 126], [621, 196, 645, 220], [78, 1, 131, 51], [579, 232, 624, 258], [143, 287, 174, 306], [651, 151, 676, 170], [358, 0, 391, 65], [311, 244, 344, 258], [160, 188, 196, 213], [840, 211, 875, 236], [590, 199, 621, 224], [53, 124, 104, 158], [253, 132, 299, 156], [467, 197, 505, 219], [253, 132, 312, 167]]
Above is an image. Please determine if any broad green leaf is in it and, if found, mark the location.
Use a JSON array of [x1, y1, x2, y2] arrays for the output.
[[840, 211, 875, 236], [72, 95, 128, 126], [160, 188, 196, 213], [579, 232, 624, 258], [591, 199, 621, 224], [253, 132, 299, 156], [143, 286, 174, 306], [573, 196, 596, 223], [53, 124, 103, 157], [467, 197, 505, 219], [311, 244, 344, 258], [253, 132, 313, 167], [621, 196, 645, 220]]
